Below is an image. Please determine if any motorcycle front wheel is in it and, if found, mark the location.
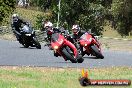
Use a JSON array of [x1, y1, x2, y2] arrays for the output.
[[65, 46, 84, 63], [90, 45, 104, 59], [20, 38, 29, 48], [33, 37, 41, 49], [23, 43, 29, 48], [62, 47, 77, 63]]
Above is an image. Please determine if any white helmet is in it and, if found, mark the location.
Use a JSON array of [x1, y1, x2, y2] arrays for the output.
[[12, 14, 19, 18], [44, 21, 53, 28], [72, 25, 80, 30], [72, 25, 80, 34]]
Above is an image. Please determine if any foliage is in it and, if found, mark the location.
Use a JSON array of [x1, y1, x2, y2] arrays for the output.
[[0, 0, 16, 25], [29, 0, 51, 11], [15, 8, 48, 30], [19, 0, 132, 36], [29, 0, 106, 35], [49, 0, 105, 35], [34, 10, 53, 30], [109, 0, 132, 36]]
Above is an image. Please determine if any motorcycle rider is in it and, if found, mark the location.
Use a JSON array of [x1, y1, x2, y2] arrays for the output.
[[44, 21, 69, 57], [44, 21, 61, 43], [70, 24, 96, 56], [71, 25, 86, 40], [44, 21, 53, 43], [44, 21, 62, 51], [11, 13, 27, 43]]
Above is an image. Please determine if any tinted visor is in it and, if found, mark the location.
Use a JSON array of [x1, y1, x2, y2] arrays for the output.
[[72, 29, 78, 33], [45, 26, 52, 30], [13, 17, 18, 22]]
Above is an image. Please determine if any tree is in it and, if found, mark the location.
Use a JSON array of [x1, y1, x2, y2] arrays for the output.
[[110, 0, 132, 36], [50, 0, 105, 35], [30, 0, 52, 11], [33, 0, 106, 35], [0, 0, 16, 25]]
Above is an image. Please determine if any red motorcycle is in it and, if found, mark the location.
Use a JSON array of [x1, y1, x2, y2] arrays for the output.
[[51, 33, 84, 63], [79, 33, 104, 59]]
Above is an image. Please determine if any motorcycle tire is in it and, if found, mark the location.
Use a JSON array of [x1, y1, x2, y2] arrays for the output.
[[77, 55, 84, 63], [62, 48, 77, 63], [65, 46, 73, 55], [23, 43, 29, 48], [74, 43, 84, 63], [33, 37, 41, 49], [91, 45, 104, 59]]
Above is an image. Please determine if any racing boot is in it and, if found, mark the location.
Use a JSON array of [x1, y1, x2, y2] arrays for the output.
[[54, 51, 59, 57]]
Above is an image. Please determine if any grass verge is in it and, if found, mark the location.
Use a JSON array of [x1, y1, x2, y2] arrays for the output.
[[15, 7, 44, 26], [0, 66, 131, 88], [0, 34, 16, 41]]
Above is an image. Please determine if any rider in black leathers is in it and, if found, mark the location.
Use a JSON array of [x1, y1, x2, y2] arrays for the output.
[[68, 25, 86, 56], [11, 14, 27, 42], [69, 24, 97, 56]]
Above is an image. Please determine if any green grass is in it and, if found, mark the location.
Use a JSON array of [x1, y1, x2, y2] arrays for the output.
[[0, 66, 131, 88], [102, 25, 132, 38], [15, 7, 45, 26], [102, 25, 121, 38], [1, 7, 45, 26]]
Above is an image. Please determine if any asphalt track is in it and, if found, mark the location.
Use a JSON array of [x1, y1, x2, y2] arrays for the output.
[[0, 39, 132, 68]]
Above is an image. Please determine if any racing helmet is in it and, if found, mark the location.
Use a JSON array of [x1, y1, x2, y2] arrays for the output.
[[44, 21, 53, 28], [44, 21, 53, 34], [72, 25, 80, 34], [12, 14, 19, 22]]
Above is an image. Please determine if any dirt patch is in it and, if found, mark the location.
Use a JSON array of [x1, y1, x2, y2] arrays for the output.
[[100, 38, 132, 52], [0, 34, 16, 41]]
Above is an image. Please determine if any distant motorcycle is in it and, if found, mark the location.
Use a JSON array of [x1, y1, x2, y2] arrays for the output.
[[51, 33, 84, 63], [79, 33, 104, 59], [19, 24, 41, 49]]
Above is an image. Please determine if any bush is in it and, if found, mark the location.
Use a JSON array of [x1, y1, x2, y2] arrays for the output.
[[0, 0, 16, 25]]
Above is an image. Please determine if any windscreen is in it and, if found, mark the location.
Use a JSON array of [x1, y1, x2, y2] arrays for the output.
[[51, 33, 59, 42], [80, 33, 88, 40], [22, 25, 32, 33]]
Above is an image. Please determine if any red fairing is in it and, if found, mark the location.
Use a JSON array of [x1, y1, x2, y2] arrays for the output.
[[51, 33, 78, 60], [64, 39, 78, 58], [80, 34, 93, 46], [51, 34, 65, 50], [79, 33, 102, 54]]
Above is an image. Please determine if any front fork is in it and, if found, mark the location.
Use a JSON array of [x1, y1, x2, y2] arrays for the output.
[[75, 42, 83, 55], [64, 39, 78, 58], [92, 37, 102, 51]]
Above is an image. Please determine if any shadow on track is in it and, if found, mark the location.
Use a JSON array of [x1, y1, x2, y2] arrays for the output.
[[83, 56, 103, 59], [54, 61, 73, 63], [20, 46, 38, 49]]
